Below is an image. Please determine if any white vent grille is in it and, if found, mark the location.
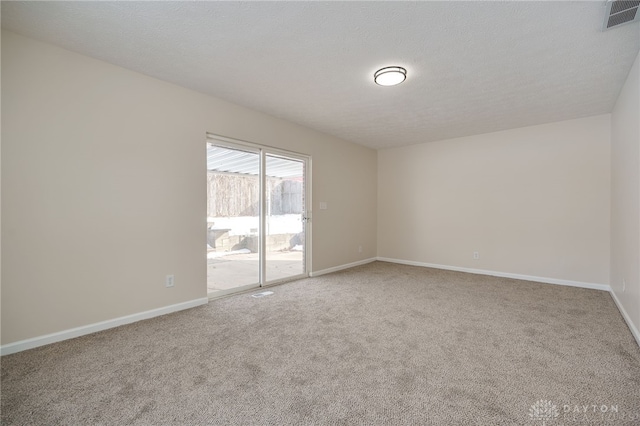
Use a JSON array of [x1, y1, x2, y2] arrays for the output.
[[603, 0, 640, 30]]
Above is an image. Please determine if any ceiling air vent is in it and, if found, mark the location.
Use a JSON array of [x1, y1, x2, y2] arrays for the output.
[[603, 0, 640, 30]]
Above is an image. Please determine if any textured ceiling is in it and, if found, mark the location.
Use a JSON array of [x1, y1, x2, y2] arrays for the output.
[[2, 1, 639, 149]]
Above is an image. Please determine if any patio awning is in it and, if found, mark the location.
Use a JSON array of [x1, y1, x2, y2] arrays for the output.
[[207, 145, 303, 178]]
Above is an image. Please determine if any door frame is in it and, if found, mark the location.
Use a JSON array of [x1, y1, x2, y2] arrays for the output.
[[206, 133, 312, 296]]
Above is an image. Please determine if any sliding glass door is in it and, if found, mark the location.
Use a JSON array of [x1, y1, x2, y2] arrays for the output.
[[206, 137, 309, 297]]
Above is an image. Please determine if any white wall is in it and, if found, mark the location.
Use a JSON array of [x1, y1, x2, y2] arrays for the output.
[[1, 31, 377, 346], [611, 50, 640, 339], [378, 115, 611, 286]]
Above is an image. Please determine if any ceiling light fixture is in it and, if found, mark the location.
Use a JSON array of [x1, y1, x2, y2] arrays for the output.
[[374, 66, 407, 86]]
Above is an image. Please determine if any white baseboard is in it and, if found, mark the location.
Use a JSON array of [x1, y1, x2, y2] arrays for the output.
[[376, 257, 611, 291], [608, 290, 640, 347], [310, 258, 377, 277], [4, 260, 637, 355], [1, 297, 209, 356]]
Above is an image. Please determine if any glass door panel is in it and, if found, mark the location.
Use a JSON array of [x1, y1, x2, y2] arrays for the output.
[[265, 155, 305, 282], [206, 144, 260, 295], [207, 136, 309, 297]]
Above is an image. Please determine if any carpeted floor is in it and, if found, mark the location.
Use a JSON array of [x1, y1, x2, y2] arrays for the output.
[[2, 261, 640, 425]]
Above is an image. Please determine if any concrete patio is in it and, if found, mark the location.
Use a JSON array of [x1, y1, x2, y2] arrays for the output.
[[207, 251, 304, 294]]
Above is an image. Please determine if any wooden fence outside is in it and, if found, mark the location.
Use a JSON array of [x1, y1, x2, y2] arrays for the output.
[[207, 172, 303, 217]]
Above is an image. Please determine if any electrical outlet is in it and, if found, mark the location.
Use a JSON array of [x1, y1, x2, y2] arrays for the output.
[[358, 245, 363, 253], [473, 251, 479, 260], [622, 278, 626, 293], [165, 274, 175, 288]]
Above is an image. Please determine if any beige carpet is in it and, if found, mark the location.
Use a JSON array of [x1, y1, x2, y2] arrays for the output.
[[2, 261, 640, 425]]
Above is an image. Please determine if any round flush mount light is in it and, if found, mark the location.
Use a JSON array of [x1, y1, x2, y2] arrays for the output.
[[374, 66, 407, 86]]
